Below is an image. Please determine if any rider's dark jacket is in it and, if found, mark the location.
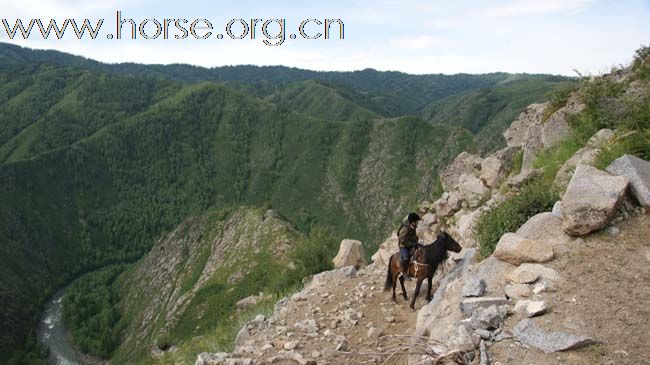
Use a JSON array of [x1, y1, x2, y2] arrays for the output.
[[397, 223, 419, 249]]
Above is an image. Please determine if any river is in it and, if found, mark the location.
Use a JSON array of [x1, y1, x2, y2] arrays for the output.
[[37, 290, 83, 365]]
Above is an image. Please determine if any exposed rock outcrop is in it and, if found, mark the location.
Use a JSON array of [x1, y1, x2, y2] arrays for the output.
[[332, 239, 367, 269], [606, 154, 650, 208], [493, 233, 554, 265], [560, 165, 629, 236]]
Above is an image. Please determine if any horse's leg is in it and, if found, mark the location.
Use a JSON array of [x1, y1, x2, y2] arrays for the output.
[[426, 274, 434, 302], [391, 271, 398, 302], [399, 275, 408, 300], [410, 277, 423, 310]]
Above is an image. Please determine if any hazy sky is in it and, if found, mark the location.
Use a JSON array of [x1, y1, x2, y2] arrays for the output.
[[1, 0, 649, 75]]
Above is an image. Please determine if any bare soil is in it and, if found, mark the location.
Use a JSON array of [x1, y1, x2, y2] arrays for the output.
[[490, 214, 650, 365]]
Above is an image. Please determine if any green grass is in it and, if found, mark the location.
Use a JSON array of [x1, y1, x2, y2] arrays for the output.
[[473, 180, 556, 259]]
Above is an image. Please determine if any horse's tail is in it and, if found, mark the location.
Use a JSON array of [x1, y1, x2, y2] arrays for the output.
[[384, 255, 393, 291]]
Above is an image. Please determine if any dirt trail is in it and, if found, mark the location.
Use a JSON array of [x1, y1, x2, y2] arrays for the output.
[[232, 259, 446, 364], [490, 214, 650, 365]]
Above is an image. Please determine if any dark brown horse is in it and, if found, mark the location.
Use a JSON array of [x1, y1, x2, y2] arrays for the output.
[[384, 232, 462, 309]]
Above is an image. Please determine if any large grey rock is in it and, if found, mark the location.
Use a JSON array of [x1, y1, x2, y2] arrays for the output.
[[561, 165, 629, 236], [307, 266, 356, 288], [504, 103, 546, 148], [507, 264, 561, 284], [440, 152, 483, 191], [458, 173, 490, 207], [480, 156, 505, 188], [447, 323, 476, 351], [606, 154, 650, 208], [416, 249, 476, 340], [512, 319, 595, 353], [494, 233, 554, 265], [460, 297, 509, 317], [516, 213, 572, 245], [468, 305, 508, 330], [462, 277, 487, 297], [332, 239, 367, 269]]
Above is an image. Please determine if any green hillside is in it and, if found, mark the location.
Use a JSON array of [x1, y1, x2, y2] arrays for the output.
[[421, 78, 576, 153], [0, 43, 572, 364]]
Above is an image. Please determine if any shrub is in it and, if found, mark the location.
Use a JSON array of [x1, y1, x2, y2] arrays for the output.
[[542, 85, 577, 122], [473, 181, 556, 259], [633, 45, 650, 80]]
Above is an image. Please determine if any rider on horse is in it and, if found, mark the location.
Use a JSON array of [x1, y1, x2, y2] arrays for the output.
[[398, 212, 421, 281]]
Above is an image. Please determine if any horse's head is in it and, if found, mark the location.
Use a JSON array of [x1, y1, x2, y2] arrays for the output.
[[439, 231, 462, 253]]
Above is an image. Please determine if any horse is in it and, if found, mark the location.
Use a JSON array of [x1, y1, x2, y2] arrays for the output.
[[384, 231, 462, 309]]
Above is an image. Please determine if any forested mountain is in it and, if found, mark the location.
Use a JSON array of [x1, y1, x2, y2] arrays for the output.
[[0, 42, 571, 363]]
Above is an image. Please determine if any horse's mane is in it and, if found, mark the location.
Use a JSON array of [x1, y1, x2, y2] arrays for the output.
[[422, 235, 449, 267]]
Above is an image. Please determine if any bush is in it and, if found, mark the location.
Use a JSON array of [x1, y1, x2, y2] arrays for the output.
[[473, 181, 556, 259], [633, 45, 650, 80], [542, 85, 577, 122], [274, 228, 339, 291]]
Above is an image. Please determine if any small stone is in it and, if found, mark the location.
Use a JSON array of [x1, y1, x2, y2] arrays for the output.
[[385, 316, 396, 323], [505, 284, 531, 299], [515, 300, 548, 317], [606, 226, 620, 237], [507, 264, 561, 284], [475, 329, 492, 339], [367, 327, 384, 339], [283, 340, 299, 350]]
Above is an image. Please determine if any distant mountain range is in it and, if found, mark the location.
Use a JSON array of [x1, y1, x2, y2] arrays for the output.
[[0, 42, 573, 363]]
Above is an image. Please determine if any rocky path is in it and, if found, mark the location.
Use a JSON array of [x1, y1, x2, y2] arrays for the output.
[[197, 261, 455, 365]]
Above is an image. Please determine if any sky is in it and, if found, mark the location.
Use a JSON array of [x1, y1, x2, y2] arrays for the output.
[[0, 0, 649, 75]]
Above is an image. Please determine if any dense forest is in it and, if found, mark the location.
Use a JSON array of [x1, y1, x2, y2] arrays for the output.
[[0, 42, 572, 364]]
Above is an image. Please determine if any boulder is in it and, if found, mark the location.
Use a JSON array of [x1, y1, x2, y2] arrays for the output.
[[514, 300, 548, 317], [234, 327, 250, 347], [458, 173, 490, 207], [440, 152, 483, 191], [460, 297, 509, 317], [455, 208, 483, 247], [371, 234, 398, 266], [480, 156, 505, 188], [504, 103, 546, 148], [416, 249, 476, 341], [493, 233, 554, 265], [366, 327, 384, 339], [512, 319, 594, 353], [561, 165, 629, 236], [332, 239, 367, 269], [606, 154, 650, 208], [515, 213, 572, 245], [554, 129, 615, 189], [236, 295, 259, 309], [468, 305, 508, 330], [421, 212, 437, 227], [505, 284, 532, 299], [446, 323, 476, 351], [506, 168, 543, 189], [551, 201, 563, 218], [307, 266, 356, 288], [507, 264, 561, 284], [462, 277, 487, 297]]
